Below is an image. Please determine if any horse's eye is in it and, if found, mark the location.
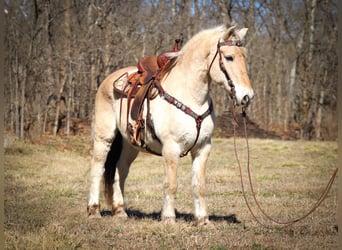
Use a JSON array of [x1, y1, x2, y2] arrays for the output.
[[225, 55, 234, 61]]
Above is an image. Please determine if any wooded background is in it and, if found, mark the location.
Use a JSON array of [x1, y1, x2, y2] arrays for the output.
[[4, 0, 338, 141]]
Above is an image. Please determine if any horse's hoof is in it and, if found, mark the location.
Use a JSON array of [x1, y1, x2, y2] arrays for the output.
[[162, 216, 176, 224], [113, 205, 128, 217], [115, 210, 128, 218], [195, 216, 210, 226], [87, 204, 101, 218]]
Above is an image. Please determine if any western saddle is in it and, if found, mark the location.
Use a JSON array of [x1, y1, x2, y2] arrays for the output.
[[113, 39, 181, 150]]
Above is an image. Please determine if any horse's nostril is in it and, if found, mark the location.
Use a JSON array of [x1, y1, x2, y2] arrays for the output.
[[241, 95, 250, 106]]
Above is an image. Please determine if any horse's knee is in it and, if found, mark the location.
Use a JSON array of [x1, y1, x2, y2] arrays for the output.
[[163, 158, 179, 194], [163, 181, 178, 195]]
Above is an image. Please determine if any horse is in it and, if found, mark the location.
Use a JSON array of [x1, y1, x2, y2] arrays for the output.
[[87, 23, 254, 225]]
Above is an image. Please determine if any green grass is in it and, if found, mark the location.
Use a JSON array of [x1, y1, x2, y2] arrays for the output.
[[4, 136, 338, 249]]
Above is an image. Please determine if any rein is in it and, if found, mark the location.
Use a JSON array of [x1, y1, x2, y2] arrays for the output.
[[231, 105, 338, 228]]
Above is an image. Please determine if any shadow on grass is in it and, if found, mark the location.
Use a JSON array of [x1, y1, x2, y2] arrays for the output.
[[101, 208, 240, 224], [5, 176, 52, 232]]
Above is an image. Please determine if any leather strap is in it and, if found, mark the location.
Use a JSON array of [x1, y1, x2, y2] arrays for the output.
[[153, 82, 213, 157]]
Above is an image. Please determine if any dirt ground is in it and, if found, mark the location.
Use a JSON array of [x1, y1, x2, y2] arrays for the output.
[[4, 135, 338, 249]]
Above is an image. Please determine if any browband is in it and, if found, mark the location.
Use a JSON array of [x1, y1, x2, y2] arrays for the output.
[[219, 40, 243, 47]]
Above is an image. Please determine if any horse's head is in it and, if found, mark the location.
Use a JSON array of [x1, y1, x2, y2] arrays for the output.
[[208, 25, 254, 107]]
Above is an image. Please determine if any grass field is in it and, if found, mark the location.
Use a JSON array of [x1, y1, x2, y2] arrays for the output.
[[4, 135, 338, 249]]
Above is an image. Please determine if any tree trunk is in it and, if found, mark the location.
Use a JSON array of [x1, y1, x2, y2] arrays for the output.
[[315, 69, 327, 140], [14, 50, 20, 137], [66, 60, 72, 136], [302, 0, 317, 139], [36, 93, 41, 140], [20, 36, 34, 139], [19, 70, 25, 140], [315, 89, 324, 140], [42, 0, 55, 134], [53, 0, 71, 136], [285, 31, 304, 131], [8, 59, 13, 132], [87, 4, 97, 121], [104, 15, 112, 76]]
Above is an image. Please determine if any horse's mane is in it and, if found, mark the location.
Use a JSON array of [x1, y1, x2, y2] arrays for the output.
[[158, 53, 179, 80], [159, 23, 238, 78], [180, 23, 237, 53]]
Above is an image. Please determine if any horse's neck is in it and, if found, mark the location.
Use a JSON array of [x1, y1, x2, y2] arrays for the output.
[[164, 54, 210, 108]]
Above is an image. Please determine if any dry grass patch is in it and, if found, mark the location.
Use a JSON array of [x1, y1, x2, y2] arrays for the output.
[[4, 136, 338, 249]]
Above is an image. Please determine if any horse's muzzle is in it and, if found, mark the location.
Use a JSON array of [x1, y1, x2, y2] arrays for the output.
[[233, 84, 254, 107]]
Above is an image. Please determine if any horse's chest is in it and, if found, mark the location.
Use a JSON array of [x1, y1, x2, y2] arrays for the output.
[[151, 101, 215, 144]]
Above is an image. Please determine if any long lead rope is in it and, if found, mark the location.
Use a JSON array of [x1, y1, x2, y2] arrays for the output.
[[232, 106, 338, 228]]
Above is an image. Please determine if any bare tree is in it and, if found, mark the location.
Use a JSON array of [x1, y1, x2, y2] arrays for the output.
[[4, 0, 338, 140]]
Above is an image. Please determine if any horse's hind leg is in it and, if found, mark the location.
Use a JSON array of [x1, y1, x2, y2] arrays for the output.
[[87, 133, 115, 218], [112, 140, 139, 216], [191, 142, 211, 225], [87, 101, 117, 218]]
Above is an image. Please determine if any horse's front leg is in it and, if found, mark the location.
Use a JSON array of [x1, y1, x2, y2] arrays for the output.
[[161, 143, 180, 223], [191, 141, 211, 225]]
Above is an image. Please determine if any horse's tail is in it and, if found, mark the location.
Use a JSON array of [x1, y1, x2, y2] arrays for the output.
[[104, 132, 123, 205]]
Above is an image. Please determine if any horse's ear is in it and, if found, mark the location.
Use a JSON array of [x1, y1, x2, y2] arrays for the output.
[[222, 24, 237, 41], [237, 28, 248, 40]]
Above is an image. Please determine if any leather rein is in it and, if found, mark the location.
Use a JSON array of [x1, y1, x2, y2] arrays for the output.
[[232, 107, 338, 228]]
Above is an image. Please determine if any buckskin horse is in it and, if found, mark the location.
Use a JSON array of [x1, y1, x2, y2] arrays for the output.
[[87, 23, 254, 225]]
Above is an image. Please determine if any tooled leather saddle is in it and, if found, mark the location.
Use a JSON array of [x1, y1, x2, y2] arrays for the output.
[[113, 39, 181, 150]]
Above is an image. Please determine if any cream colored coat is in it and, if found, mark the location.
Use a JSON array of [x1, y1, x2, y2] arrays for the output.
[[87, 24, 254, 225]]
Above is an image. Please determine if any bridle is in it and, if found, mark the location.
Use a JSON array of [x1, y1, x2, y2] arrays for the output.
[[208, 39, 243, 106]]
